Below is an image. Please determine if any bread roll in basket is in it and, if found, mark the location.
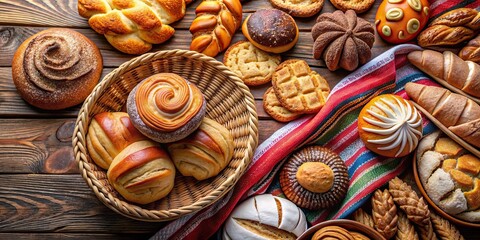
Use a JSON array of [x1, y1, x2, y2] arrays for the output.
[[72, 49, 258, 221]]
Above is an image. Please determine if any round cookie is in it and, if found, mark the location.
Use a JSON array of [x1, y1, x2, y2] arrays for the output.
[[329, 0, 375, 14], [263, 87, 302, 122], [280, 146, 349, 210], [12, 28, 102, 110], [223, 41, 281, 86], [270, 0, 324, 17]]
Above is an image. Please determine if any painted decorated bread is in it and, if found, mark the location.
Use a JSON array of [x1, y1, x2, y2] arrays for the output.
[[280, 146, 349, 210], [358, 94, 423, 158]]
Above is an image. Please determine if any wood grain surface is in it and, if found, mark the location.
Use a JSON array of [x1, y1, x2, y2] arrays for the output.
[[0, 0, 477, 239]]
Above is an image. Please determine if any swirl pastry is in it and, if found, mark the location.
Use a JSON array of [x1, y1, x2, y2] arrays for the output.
[[280, 146, 349, 210], [167, 117, 234, 180], [127, 73, 206, 143], [358, 94, 423, 158], [12, 28, 102, 110]]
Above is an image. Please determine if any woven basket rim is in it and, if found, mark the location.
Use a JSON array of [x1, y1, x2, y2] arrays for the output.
[[72, 49, 259, 221]]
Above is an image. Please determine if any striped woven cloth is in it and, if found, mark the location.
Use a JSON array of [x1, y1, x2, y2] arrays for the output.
[[152, 1, 480, 239]]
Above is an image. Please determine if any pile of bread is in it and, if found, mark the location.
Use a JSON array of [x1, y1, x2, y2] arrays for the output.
[[86, 73, 235, 204]]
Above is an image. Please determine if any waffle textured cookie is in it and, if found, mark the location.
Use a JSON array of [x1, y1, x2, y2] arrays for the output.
[[223, 41, 281, 86], [330, 0, 375, 14], [263, 87, 302, 122], [269, 0, 324, 17], [272, 59, 330, 114]]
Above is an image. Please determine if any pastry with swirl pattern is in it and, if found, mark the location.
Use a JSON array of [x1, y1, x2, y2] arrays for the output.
[[126, 73, 206, 143], [280, 146, 349, 210], [12, 28, 102, 110], [358, 94, 423, 158]]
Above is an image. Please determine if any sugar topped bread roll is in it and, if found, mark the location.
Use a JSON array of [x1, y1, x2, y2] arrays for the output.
[[12, 28, 102, 110], [126, 73, 206, 143], [87, 112, 148, 169], [107, 140, 175, 204], [167, 117, 234, 180], [358, 94, 423, 158], [222, 194, 307, 239]]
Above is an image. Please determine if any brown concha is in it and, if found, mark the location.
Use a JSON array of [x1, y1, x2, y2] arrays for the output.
[[280, 146, 349, 210], [311, 10, 374, 71]]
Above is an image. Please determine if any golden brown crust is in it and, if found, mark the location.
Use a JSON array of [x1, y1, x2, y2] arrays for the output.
[[388, 177, 431, 226], [269, 0, 324, 17], [371, 189, 398, 239], [263, 87, 302, 122], [12, 28, 102, 110], [430, 212, 465, 240], [352, 208, 375, 229], [396, 211, 419, 240], [459, 35, 480, 64], [242, 9, 299, 54], [223, 41, 281, 86], [330, 0, 375, 14]]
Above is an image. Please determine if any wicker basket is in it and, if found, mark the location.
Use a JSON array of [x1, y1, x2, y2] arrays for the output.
[[72, 49, 259, 221]]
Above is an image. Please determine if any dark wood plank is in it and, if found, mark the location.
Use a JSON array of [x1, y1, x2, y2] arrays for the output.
[[0, 233, 152, 240], [0, 118, 283, 174], [0, 174, 163, 233]]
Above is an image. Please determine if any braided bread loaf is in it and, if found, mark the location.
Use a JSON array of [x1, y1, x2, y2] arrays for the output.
[[417, 8, 480, 47], [190, 0, 242, 57], [78, 0, 186, 54], [460, 34, 480, 64]]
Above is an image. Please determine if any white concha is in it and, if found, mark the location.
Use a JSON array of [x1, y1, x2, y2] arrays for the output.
[[223, 194, 307, 240], [418, 150, 443, 185], [425, 168, 455, 204], [439, 188, 468, 215]]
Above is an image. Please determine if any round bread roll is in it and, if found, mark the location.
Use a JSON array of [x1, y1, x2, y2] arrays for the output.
[[242, 9, 299, 53], [167, 117, 234, 180], [12, 28, 102, 110], [223, 194, 307, 239], [126, 73, 206, 143], [86, 112, 148, 170], [358, 94, 423, 158], [107, 140, 175, 204]]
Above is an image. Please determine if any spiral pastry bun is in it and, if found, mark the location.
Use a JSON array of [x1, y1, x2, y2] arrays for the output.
[[127, 73, 206, 143], [12, 28, 102, 110], [358, 94, 423, 158]]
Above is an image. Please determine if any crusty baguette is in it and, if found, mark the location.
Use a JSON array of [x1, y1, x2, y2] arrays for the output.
[[459, 34, 480, 64], [405, 82, 480, 148], [408, 50, 480, 98]]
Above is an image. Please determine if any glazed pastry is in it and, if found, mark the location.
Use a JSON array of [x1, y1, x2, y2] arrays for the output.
[[417, 131, 480, 222], [126, 73, 206, 143], [86, 112, 147, 170], [190, 0, 242, 57], [280, 146, 349, 210], [459, 35, 480, 64], [417, 8, 480, 48], [263, 87, 302, 122], [167, 117, 234, 180], [407, 50, 480, 98], [78, 0, 186, 54], [12, 28, 102, 110], [222, 194, 307, 240], [223, 41, 281, 86], [312, 10, 375, 71], [358, 94, 423, 158], [329, 0, 375, 14], [242, 9, 299, 54], [375, 0, 430, 44], [269, 0, 324, 17], [107, 140, 175, 204], [405, 82, 480, 148], [272, 59, 330, 114]]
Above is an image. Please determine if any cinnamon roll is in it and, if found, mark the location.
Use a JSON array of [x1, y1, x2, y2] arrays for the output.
[[12, 28, 102, 110], [126, 73, 206, 143]]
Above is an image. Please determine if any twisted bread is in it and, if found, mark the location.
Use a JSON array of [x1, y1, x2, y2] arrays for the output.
[[408, 50, 480, 98], [405, 82, 480, 148], [189, 0, 242, 57], [417, 8, 480, 47], [78, 0, 186, 54], [460, 34, 480, 64]]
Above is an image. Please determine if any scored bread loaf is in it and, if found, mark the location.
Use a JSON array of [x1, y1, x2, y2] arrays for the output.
[[407, 50, 480, 98], [405, 82, 480, 148], [459, 35, 480, 64], [223, 194, 307, 239], [417, 8, 480, 48], [189, 0, 242, 57]]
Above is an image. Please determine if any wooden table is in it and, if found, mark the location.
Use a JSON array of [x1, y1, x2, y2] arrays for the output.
[[0, 0, 478, 239]]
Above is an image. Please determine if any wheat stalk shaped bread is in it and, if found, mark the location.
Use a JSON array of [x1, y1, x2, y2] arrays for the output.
[[372, 189, 398, 239], [396, 211, 419, 240], [388, 177, 431, 226], [430, 212, 465, 240], [353, 208, 375, 229]]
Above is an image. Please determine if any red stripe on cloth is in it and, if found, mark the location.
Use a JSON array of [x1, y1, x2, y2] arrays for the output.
[[324, 122, 358, 151], [345, 145, 368, 166], [349, 156, 382, 183], [429, 0, 462, 17]]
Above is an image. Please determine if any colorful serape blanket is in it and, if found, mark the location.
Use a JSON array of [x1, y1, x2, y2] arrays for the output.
[[152, 0, 480, 239]]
